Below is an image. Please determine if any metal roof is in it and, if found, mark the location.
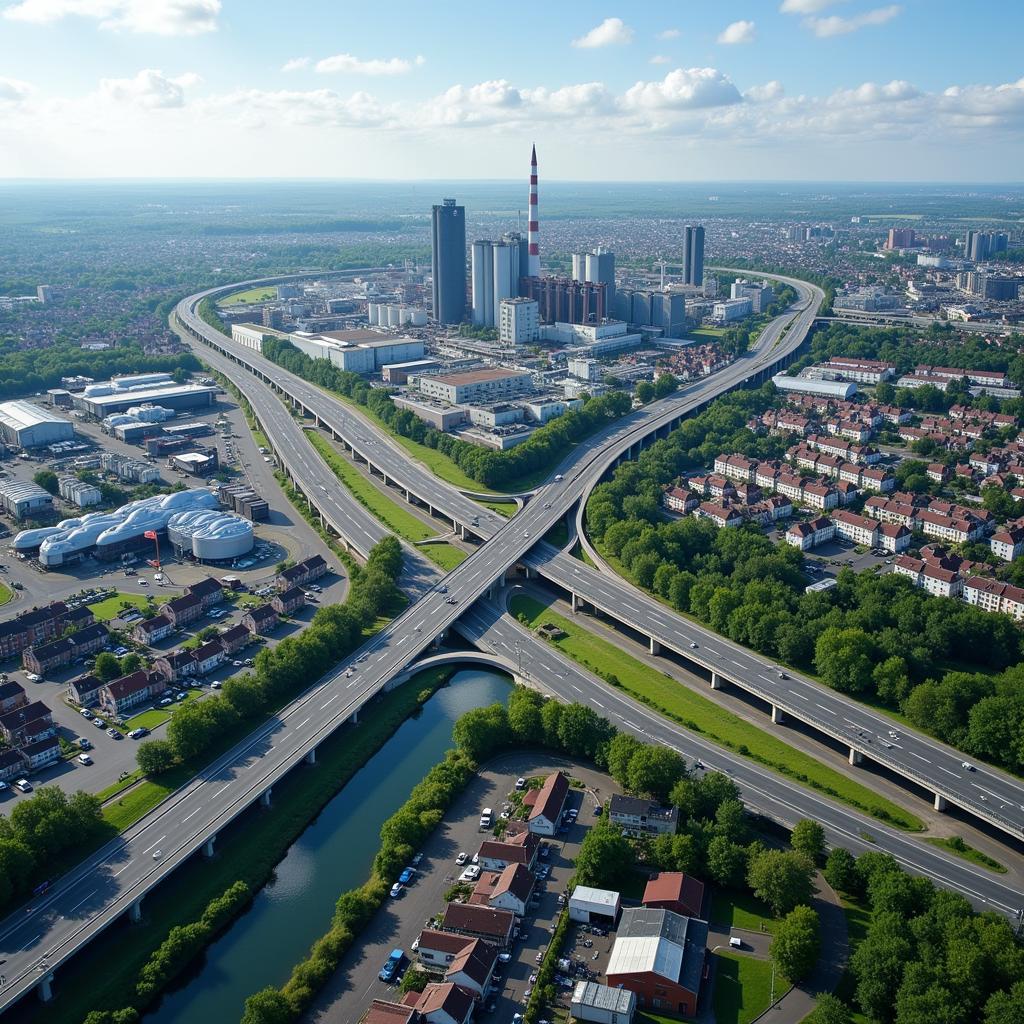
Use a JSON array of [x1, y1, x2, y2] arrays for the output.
[[0, 400, 70, 430], [570, 885, 621, 908], [607, 907, 708, 994], [572, 980, 636, 1014]]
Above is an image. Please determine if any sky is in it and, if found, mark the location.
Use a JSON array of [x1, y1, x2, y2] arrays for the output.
[[0, 0, 1022, 181]]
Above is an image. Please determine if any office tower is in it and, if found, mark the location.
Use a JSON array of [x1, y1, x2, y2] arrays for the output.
[[585, 250, 616, 301], [471, 240, 494, 326], [499, 297, 540, 345], [683, 225, 704, 287], [993, 232, 1009, 254], [528, 145, 540, 277], [431, 198, 466, 324], [886, 227, 916, 250]]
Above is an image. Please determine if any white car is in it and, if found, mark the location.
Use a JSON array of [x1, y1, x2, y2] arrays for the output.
[[77, 753, 93, 766], [961, 761, 975, 771], [455, 852, 468, 865], [459, 865, 481, 882]]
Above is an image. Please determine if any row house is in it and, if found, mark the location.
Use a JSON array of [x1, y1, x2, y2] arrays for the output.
[[766, 410, 812, 436], [927, 463, 950, 483], [218, 623, 251, 655], [0, 601, 92, 659], [879, 522, 912, 552], [964, 577, 1024, 620], [153, 649, 199, 683], [185, 577, 225, 613], [242, 603, 279, 636], [970, 452, 1004, 476], [663, 486, 701, 514], [67, 672, 103, 707], [918, 509, 985, 544], [100, 670, 168, 716], [954, 463, 978, 483], [832, 510, 880, 548], [689, 474, 735, 500], [0, 679, 27, 715], [0, 700, 55, 746], [878, 404, 913, 424], [0, 748, 27, 782], [21, 735, 60, 772], [160, 593, 204, 629], [991, 527, 1024, 562], [272, 585, 307, 615], [695, 502, 743, 529], [276, 554, 328, 591], [929, 498, 992, 528], [823, 418, 873, 443], [864, 496, 919, 528], [745, 496, 793, 525], [806, 434, 881, 465], [133, 613, 174, 645], [819, 357, 897, 383], [713, 454, 759, 483], [192, 639, 227, 675], [916, 365, 1009, 389], [732, 482, 762, 505], [786, 516, 836, 551], [792, 447, 893, 492], [22, 621, 109, 676], [893, 557, 964, 599]]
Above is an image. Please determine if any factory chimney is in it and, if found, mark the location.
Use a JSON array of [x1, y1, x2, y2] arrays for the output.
[[528, 144, 540, 277]]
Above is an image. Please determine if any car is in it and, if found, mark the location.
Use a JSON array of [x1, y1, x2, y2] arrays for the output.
[[379, 948, 404, 983], [543, 502, 551, 509], [440, 585, 448, 594], [78, 738, 91, 750], [93, 717, 105, 727], [689, 641, 698, 649], [159, 697, 174, 706], [25, 672, 42, 683], [389, 882, 403, 898], [515, 777, 526, 790], [962, 761, 975, 771], [498, 952, 512, 963], [80, 707, 92, 718], [456, 852, 468, 865], [244, 659, 254, 667], [411, 937, 420, 953], [139, 579, 148, 586], [0, 780, 7, 792], [77, 753, 93, 766], [128, 727, 149, 739], [211, 681, 222, 689], [459, 865, 481, 882], [398, 867, 415, 885], [778, 671, 788, 679], [108, 729, 123, 740], [523, 531, 530, 538], [176, 691, 188, 701], [14, 779, 32, 793]]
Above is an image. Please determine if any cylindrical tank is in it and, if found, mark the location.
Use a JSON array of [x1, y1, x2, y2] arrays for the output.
[[367, 302, 380, 326], [386, 305, 402, 328], [408, 308, 427, 327], [192, 513, 254, 561]]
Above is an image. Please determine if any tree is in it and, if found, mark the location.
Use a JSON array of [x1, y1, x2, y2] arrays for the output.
[[136, 739, 176, 775], [635, 381, 655, 404], [706, 835, 747, 888], [240, 988, 295, 1024], [771, 904, 820, 982], [93, 651, 122, 683], [119, 652, 143, 674], [671, 771, 740, 823], [556, 703, 609, 760], [791, 819, 826, 864], [985, 981, 1024, 1024], [574, 820, 634, 889], [824, 847, 857, 895], [814, 627, 875, 694], [804, 994, 853, 1024], [33, 469, 59, 495], [452, 703, 509, 762], [850, 912, 914, 1024], [747, 849, 816, 917], [507, 687, 544, 746], [606, 732, 643, 788], [625, 745, 687, 801]]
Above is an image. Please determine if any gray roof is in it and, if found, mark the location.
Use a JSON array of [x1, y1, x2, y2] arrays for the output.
[[610, 907, 708, 994], [572, 980, 636, 1015]]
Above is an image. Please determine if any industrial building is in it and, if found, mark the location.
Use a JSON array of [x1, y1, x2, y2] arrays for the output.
[[287, 329, 424, 374], [572, 249, 616, 300], [568, 886, 621, 925], [381, 359, 440, 385], [611, 290, 686, 336], [167, 509, 254, 561], [521, 275, 606, 325], [544, 320, 642, 357], [58, 476, 102, 508], [74, 376, 218, 417], [712, 297, 753, 323], [772, 374, 858, 400], [412, 367, 533, 405], [571, 981, 637, 1024], [0, 480, 54, 520], [100, 452, 162, 484], [231, 323, 286, 352], [431, 198, 466, 324], [366, 303, 427, 328], [471, 238, 523, 327], [0, 401, 74, 448], [730, 278, 774, 312]]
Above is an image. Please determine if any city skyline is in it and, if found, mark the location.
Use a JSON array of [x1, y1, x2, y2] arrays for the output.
[[0, 1, 1022, 181]]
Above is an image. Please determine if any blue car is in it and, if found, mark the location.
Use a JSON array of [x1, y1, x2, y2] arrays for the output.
[[379, 948, 404, 983], [398, 867, 415, 886]]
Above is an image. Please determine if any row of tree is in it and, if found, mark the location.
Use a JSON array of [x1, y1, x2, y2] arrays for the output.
[[136, 537, 403, 775], [261, 336, 634, 489]]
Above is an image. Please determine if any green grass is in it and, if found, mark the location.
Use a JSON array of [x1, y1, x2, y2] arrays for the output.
[[693, 325, 728, 338], [217, 286, 278, 306], [95, 771, 144, 802], [0, 581, 13, 606], [509, 594, 925, 832], [544, 519, 569, 548], [420, 542, 468, 571], [714, 951, 782, 1024], [29, 667, 455, 1024], [102, 777, 179, 832], [710, 888, 777, 934], [479, 499, 517, 517], [87, 591, 162, 620], [924, 835, 1007, 873]]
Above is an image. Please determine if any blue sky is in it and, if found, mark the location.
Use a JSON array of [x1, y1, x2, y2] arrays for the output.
[[0, 0, 1022, 180]]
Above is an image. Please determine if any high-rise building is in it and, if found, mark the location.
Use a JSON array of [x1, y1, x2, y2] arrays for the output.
[[585, 251, 616, 301], [683, 225, 704, 287], [431, 198, 466, 325], [965, 230, 1009, 261], [262, 305, 284, 329], [502, 231, 530, 285], [471, 240, 494, 326], [499, 297, 540, 345], [886, 227, 916, 250], [492, 240, 520, 317], [571, 253, 585, 282]]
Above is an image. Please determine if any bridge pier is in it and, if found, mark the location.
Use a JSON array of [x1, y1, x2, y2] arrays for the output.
[[129, 897, 143, 923], [433, 630, 447, 649], [260, 788, 272, 808], [38, 973, 55, 1003], [710, 672, 723, 690], [571, 592, 579, 613], [305, 747, 317, 766], [203, 835, 217, 858], [933, 793, 947, 812], [350, 709, 359, 725], [771, 705, 785, 725], [848, 748, 863, 766], [649, 637, 661, 656]]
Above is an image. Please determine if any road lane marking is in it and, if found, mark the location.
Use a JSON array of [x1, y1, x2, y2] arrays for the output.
[[296, 717, 310, 729], [141, 835, 166, 856], [182, 808, 202, 822], [909, 752, 931, 763], [789, 691, 808, 701], [936, 766, 960, 778], [20, 935, 40, 951], [321, 694, 339, 709], [815, 703, 836, 714], [66, 890, 96, 916]]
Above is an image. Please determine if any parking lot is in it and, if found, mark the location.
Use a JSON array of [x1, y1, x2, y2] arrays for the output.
[[308, 755, 613, 1024]]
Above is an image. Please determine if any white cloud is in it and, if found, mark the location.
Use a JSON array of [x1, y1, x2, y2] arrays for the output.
[[806, 4, 901, 36], [571, 16, 633, 49], [3, 0, 221, 35], [425, 78, 612, 126], [623, 67, 743, 110], [650, 55, 670, 65], [658, 28, 680, 40], [281, 57, 310, 73], [199, 87, 395, 130], [0, 76, 33, 102], [718, 20, 756, 45], [828, 79, 919, 105], [779, 0, 839, 13], [314, 53, 424, 76], [99, 68, 200, 108], [745, 80, 785, 103]]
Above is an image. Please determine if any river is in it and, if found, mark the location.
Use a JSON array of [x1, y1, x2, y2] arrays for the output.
[[142, 666, 511, 1024]]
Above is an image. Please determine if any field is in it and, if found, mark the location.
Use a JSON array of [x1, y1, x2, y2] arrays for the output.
[[217, 286, 278, 305], [713, 952, 781, 1024], [87, 591, 168, 620], [708, 889, 777, 934], [509, 594, 924, 831], [0, 581, 12, 606]]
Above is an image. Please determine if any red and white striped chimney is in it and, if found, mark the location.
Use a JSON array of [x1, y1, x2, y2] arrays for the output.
[[528, 143, 540, 277]]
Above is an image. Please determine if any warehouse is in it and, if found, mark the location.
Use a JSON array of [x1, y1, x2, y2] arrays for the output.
[[0, 480, 54, 520], [74, 381, 218, 417], [771, 374, 858, 400], [568, 885, 621, 925], [288, 329, 424, 374], [0, 400, 74, 448], [413, 367, 534, 405], [570, 981, 637, 1024]]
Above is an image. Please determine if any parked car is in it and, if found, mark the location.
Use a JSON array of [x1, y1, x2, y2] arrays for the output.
[[77, 753, 93, 766], [159, 697, 173, 706], [459, 865, 481, 882], [78, 738, 92, 750], [398, 867, 415, 886], [515, 777, 526, 790], [128, 727, 149, 739], [379, 948, 403, 983], [92, 717, 105, 727], [80, 707, 92, 718], [14, 779, 32, 793], [389, 882, 403, 898], [456, 852, 468, 865]]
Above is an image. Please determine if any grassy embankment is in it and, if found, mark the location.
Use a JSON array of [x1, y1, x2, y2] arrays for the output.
[[924, 835, 1006, 873], [0, 581, 13, 606], [510, 594, 925, 832], [305, 430, 467, 571], [27, 668, 453, 1024], [714, 951, 783, 1024], [217, 286, 278, 305]]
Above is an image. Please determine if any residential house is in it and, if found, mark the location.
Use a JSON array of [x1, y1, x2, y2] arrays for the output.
[[918, 510, 984, 544], [0, 680, 27, 714], [642, 872, 706, 919], [218, 623, 250, 655], [525, 771, 569, 836], [927, 463, 950, 483], [785, 517, 836, 551], [22, 621, 109, 676], [133, 614, 174, 645], [893, 556, 964, 599], [0, 601, 84, 659], [100, 670, 167, 715], [276, 554, 328, 591], [991, 527, 1024, 562], [694, 502, 742, 529], [412, 982, 475, 1024], [440, 904, 516, 947], [185, 576, 226, 612], [663, 486, 700, 514], [471, 863, 534, 917], [609, 794, 679, 837], [442, 938, 497, 999], [0, 700, 55, 745], [0, 748, 27, 782], [21, 735, 60, 771], [242, 604, 279, 636], [476, 829, 539, 872], [272, 585, 306, 616], [831, 510, 880, 549], [160, 593, 203, 629], [964, 577, 1024, 621], [878, 522, 912, 553], [153, 649, 198, 683], [66, 673, 103, 707], [192, 639, 226, 675], [416, 929, 484, 971], [361, 1000, 420, 1024]]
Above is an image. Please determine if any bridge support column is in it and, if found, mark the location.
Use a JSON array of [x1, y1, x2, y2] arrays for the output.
[[38, 973, 54, 1003], [848, 748, 863, 766], [433, 631, 446, 649], [710, 672, 723, 690], [305, 747, 317, 766], [129, 897, 143, 923], [771, 705, 785, 725], [350, 709, 359, 725], [260, 788, 272, 808], [203, 835, 217, 858], [571, 592, 579, 613], [649, 637, 661, 656], [933, 793, 947, 812]]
